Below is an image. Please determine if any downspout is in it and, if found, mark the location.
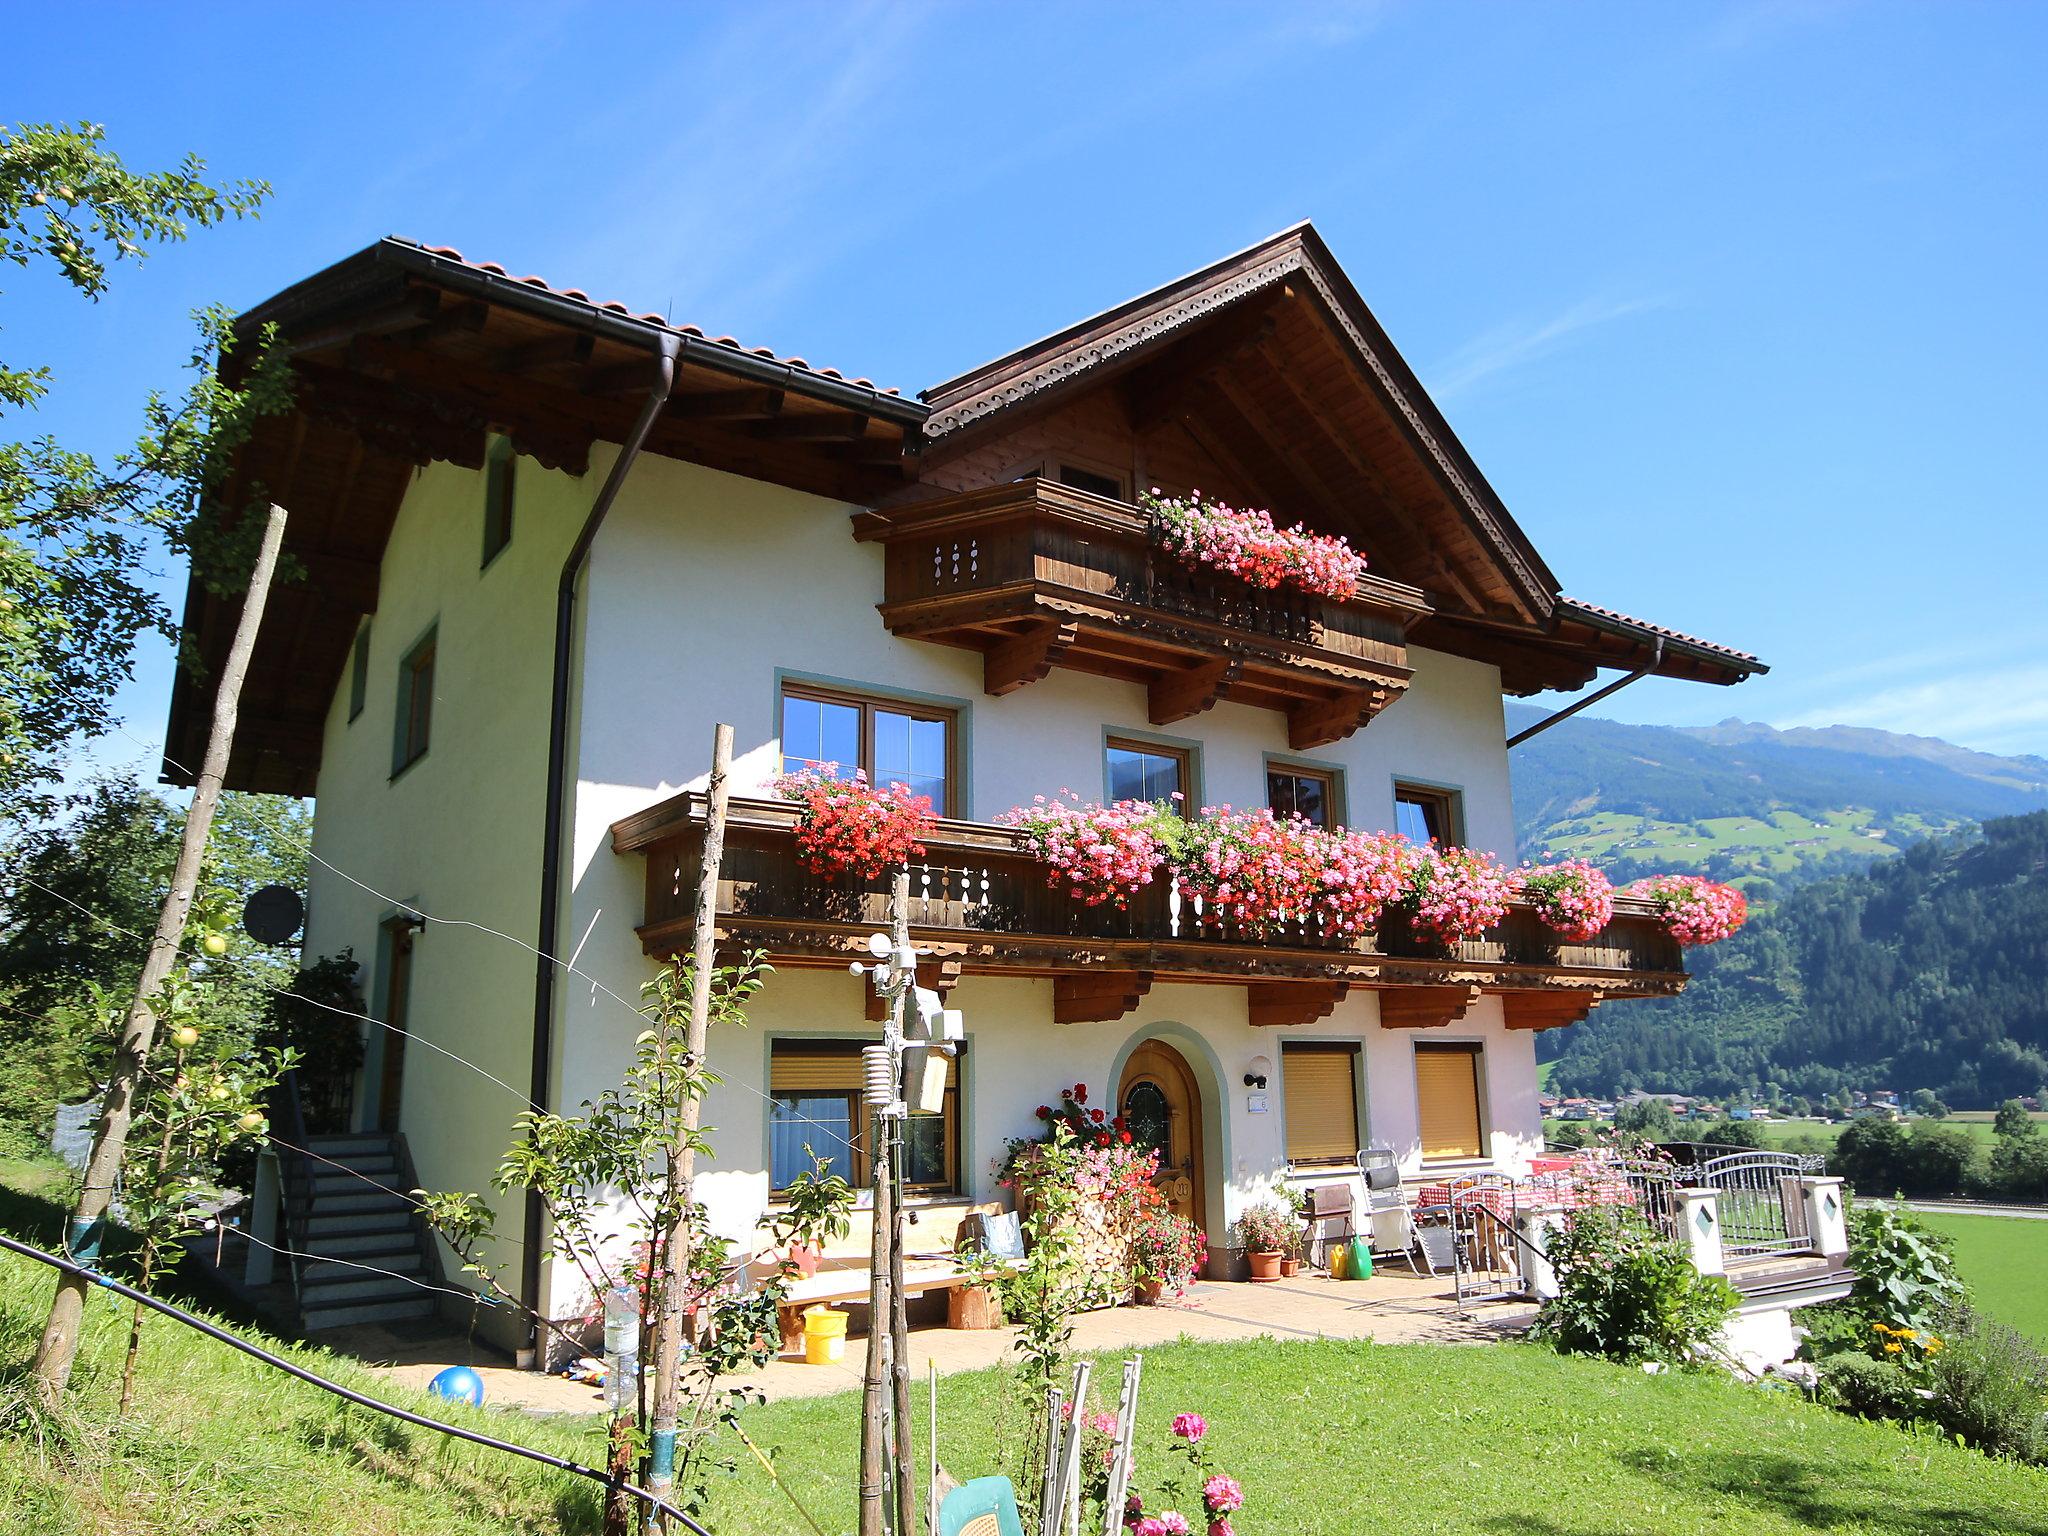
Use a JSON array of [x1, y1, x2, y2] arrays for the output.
[[524, 336, 680, 1347], [1505, 638, 1664, 749]]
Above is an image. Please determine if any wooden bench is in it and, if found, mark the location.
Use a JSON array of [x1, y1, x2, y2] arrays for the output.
[[770, 1255, 1015, 1353]]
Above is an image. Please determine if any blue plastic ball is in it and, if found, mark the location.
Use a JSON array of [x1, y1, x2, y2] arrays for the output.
[[428, 1365, 486, 1406]]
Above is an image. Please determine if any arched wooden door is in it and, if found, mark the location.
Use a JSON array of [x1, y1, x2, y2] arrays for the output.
[[1118, 1040, 1206, 1237]]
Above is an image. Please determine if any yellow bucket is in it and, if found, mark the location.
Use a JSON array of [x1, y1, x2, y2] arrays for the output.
[[802, 1306, 849, 1366]]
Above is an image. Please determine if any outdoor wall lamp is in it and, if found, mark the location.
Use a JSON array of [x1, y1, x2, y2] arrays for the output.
[[1244, 1054, 1273, 1090]]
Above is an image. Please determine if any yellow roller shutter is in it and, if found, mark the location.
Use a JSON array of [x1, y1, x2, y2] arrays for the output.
[[1415, 1044, 1483, 1161], [1283, 1043, 1360, 1166], [770, 1042, 866, 1093]]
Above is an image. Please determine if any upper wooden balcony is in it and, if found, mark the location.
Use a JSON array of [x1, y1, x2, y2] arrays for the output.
[[611, 795, 1688, 1031], [851, 479, 1431, 750]]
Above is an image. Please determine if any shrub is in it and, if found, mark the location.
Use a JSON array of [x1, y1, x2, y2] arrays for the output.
[[1822, 1351, 1923, 1424], [1232, 1199, 1297, 1256], [1845, 1202, 1964, 1333], [1925, 1305, 2048, 1464], [1534, 1202, 1737, 1366]]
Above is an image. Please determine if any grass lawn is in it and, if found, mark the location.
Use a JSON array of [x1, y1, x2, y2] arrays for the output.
[[3, 1154, 2047, 1535], [1916, 1210, 2048, 1344]]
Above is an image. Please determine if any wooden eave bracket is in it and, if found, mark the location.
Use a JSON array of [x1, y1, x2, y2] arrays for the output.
[[1500, 990, 1602, 1032], [1053, 970, 1153, 1025], [1287, 683, 1401, 750], [1148, 656, 1242, 726], [985, 620, 1079, 697], [1247, 980, 1348, 1028], [1376, 984, 1482, 1030]]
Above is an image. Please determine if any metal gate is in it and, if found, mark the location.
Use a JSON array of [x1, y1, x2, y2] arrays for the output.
[[1694, 1151, 1813, 1256]]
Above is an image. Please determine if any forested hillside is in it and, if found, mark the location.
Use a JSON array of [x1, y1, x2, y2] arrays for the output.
[[1545, 812, 2048, 1108]]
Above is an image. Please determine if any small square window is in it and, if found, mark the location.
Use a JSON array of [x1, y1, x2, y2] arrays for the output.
[[769, 1038, 961, 1193], [1394, 782, 1461, 845], [1269, 765, 1337, 828], [1106, 737, 1188, 809], [393, 628, 436, 775], [482, 436, 515, 567]]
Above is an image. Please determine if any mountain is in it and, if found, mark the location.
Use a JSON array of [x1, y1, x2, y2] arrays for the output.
[[1509, 710, 2048, 893], [1544, 812, 2048, 1109]]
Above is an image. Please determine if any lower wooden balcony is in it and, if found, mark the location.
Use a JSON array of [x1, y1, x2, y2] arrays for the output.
[[611, 796, 1689, 1030], [852, 479, 1431, 749]]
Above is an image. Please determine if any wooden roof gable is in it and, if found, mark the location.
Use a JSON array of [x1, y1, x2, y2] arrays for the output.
[[920, 222, 1559, 628]]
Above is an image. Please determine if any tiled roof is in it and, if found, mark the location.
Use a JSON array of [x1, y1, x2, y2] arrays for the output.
[[394, 238, 904, 397], [1558, 597, 1764, 668]]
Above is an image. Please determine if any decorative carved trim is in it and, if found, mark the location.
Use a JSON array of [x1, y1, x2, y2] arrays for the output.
[[1053, 970, 1154, 1025], [1499, 990, 1602, 1032], [1247, 980, 1348, 1028], [1376, 985, 1482, 1030], [1287, 686, 1400, 750]]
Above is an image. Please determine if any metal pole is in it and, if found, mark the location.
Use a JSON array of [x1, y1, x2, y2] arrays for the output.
[[859, 869, 911, 1536]]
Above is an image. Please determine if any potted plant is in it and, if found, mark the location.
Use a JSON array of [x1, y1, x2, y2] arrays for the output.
[[1233, 1200, 1296, 1282], [1271, 1180, 1308, 1277], [949, 1242, 1006, 1329], [768, 1151, 854, 1280], [1129, 1207, 1205, 1303]]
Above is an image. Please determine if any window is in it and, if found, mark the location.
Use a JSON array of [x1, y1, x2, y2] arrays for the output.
[[1282, 1042, 1361, 1167], [778, 683, 956, 812], [482, 436, 515, 566], [1106, 737, 1188, 809], [1268, 764, 1338, 828], [768, 1039, 961, 1193], [347, 621, 371, 723], [1056, 462, 1124, 499], [1414, 1042, 1485, 1162], [392, 628, 436, 775], [1394, 782, 1462, 846]]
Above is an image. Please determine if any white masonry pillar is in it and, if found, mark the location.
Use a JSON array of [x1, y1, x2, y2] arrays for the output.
[[1678, 1186, 1724, 1276], [1516, 1209, 1565, 1300], [1800, 1176, 1850, 1258]]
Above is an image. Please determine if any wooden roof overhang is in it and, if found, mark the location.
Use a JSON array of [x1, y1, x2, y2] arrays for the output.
[[610, 793, 1690, 1028], [852, 478, 1431, 748], [164, 238, 930, 794], [916, 222, 1764, 699]]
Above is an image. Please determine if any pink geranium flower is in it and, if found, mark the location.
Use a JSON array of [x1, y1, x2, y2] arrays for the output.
[[1171, 1411, 1207, 1442], [1202, 1475, 1243, 1514]]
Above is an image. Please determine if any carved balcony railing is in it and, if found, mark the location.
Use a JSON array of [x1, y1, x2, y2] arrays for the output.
[[612, 795, 1689, 1029], [852, 479, 1432, 749]]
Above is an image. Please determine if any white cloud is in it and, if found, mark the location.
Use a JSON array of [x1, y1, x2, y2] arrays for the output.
[[1778, 661, 2048, 758], [1426, 293, 1674, 400]]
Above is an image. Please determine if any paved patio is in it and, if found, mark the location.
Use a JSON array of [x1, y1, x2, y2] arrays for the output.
[[352, 1269, 1537, 1415]]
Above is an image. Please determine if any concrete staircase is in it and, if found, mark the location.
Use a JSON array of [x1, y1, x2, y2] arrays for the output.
[[284, 1133, 442, 1332]]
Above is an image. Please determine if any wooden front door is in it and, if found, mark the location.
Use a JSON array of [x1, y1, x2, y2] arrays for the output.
[[1118, 1041, 1205, 1236], [376, 925, 414, 1134]]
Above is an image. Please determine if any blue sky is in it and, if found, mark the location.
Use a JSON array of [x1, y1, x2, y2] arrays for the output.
[[13, 0, 2048, 783]]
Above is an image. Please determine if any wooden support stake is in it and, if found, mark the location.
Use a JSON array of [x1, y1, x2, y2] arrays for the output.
[[32, 503, 290, 1399], [646, 723, 734, 1520]]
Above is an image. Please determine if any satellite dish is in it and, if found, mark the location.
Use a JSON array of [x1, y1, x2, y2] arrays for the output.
[[243, 884, 305, 946]]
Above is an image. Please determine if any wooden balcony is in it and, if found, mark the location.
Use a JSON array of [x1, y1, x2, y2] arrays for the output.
[[611, 796, 1689, 1030], [852, 479, 1431, 749]]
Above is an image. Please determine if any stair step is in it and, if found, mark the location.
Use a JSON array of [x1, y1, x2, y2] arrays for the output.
[[306, 1210, 417, 1238], [311, 1170, 409, 1196], [302, 1296, 438, 1332], [304, 1251, 425, 1285], [311, 1189, 413, 1215], [302, 1227, 421, 1257], [302, 1271, 431, 1305], [307, 1153, 400, 1177], [305, 1136, 399, 1159]]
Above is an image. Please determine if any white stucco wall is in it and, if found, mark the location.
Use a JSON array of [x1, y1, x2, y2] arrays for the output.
[[299, 443, 1538, 1326]]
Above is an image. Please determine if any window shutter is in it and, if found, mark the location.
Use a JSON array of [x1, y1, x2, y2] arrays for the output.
[[1283, 1044, 1359, 1165], [770, 1042, 865, 1093], [1415, 1045, 1483, 1160]]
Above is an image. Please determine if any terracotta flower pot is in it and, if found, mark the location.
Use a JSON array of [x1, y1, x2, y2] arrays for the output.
[[1133, 1277, 1167, 1306], [947, 1283, 1003, 1330], [1246, 1249, 1283, 1282], [1278, 1256, 1302, 1278]]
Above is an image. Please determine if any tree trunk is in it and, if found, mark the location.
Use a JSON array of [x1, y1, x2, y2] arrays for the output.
[[32, 502, 289, 1400], [645, 722, 732, 1521]]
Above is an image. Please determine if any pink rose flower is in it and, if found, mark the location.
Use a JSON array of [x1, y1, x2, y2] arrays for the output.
[[1171, 1411, 1207, 1442], [1202, 1475, 1243, 1514]]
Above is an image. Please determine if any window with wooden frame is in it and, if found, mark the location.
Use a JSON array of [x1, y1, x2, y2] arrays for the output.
[[1268, 763, 1338, 828], [778, 683, 956, 813], [392, 627, 436, 775], [481, 435, 515, 567], [1393, 781, 1462, 846], [768, 1039, 962, 1194], [1105, 736, 1189, 810], [1004, 454, 1130, 502], [347, 620, 371, 724], [1414, 1042, 1485, 1162], [1282, 1041, 1361, 1167]]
